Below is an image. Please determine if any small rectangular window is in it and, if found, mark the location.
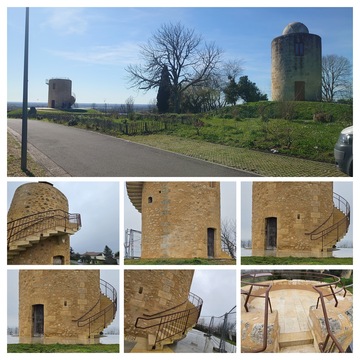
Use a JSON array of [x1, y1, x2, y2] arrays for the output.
[[295, 43, 304, 56]]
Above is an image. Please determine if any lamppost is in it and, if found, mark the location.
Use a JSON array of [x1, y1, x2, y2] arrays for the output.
[[21, 7, 29, 172]]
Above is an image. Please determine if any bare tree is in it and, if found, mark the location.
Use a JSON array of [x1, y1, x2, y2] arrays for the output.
[[125, 95, 135, 115], [126, 22, 222, 113], [221, 218, 236, 259], [322, 54, 352, 102]]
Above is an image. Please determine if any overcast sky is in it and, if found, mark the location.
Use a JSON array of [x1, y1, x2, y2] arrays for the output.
[[241, 181, 353, 247], [7, 181, 120, 254], [191, 269, 236, 319], [7, 4, 353, 104]]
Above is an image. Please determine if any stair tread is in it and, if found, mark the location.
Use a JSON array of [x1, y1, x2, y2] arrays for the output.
[[280, 331, 314, 347]]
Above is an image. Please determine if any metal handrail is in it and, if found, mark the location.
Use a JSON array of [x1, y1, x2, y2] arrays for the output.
[[312, 277, 346, 353], [74, 279, 117, 337], [241, 273, 273, 353], [135, 292, 203, 349], [7, 209, 81, 246], [141, 297, 190, 318], [305, 193, 350, 250], [241, 271, 350, 353]]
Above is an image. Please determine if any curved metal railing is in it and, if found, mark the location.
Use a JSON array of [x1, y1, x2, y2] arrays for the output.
[[241, 273, 273, 353], [7, 209, 81, 247], [135, 292, 203, 349], [241, 271, 351, 353], [74, 279, 117, 337], [305, 193, 350, 250]]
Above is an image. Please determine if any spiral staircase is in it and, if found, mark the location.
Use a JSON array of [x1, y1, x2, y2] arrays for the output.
[[73, 279, 117, 340], [306, 193, 350, 251], [7, 209, 81, 262], [135, 292, 203, 350]]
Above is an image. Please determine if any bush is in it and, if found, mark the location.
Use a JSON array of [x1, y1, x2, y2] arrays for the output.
[[313, 112, 334, 123]]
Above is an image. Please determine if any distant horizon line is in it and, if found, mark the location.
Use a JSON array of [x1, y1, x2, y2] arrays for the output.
[[8, 101, 151, 106]]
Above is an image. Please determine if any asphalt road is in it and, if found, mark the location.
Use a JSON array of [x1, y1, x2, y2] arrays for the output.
[[8, 119, 257, 177]]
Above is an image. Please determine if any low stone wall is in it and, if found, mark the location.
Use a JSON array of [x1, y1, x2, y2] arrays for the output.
[[309, 295, 353, 352], [241, 310, 280, 352]]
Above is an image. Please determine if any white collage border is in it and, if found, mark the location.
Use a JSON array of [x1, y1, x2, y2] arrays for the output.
[[2, 1, 358, 359]]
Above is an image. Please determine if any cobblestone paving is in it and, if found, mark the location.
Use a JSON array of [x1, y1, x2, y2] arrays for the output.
[[124, 135, 348, 177]]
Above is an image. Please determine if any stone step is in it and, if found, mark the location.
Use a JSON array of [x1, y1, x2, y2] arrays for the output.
[[279, 343, 316, 353], [147, 333, 156, 350], [279, 331, 314, 348]]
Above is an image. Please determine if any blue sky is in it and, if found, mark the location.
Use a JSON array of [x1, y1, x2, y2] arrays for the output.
[[7, 5, 353, 105]]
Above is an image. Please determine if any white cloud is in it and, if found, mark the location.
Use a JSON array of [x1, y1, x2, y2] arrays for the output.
[[48, 43, 141, 66], [41, 8, 89, 35]]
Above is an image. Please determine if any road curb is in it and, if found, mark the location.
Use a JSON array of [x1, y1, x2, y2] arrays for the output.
[[7, 127, 71, 177]]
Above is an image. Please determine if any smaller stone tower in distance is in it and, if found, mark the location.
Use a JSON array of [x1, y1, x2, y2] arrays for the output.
[[251, 182, 350, 255], [271, 22, 322, 101], [46, 78, 76, 108], [7, 182, 81, 265], [127, 182, 229, 259], [19, 270, 117, 344]]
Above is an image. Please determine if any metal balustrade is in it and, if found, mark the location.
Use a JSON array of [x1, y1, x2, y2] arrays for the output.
[[305, 192, 350, 250], [241, 271, 352, 353], [7, 209, 81, 247], [74, 279, 117, 337], [135, 292, 203, 349]]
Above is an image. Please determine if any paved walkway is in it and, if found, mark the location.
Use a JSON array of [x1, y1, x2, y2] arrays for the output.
[[8, 118, 348, 177], [7, 119, 256, 177], [124, 329, 236, 353]]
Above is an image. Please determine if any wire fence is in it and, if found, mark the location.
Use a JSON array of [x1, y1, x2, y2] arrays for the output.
[[124, 229, 142, 258], [195, 306, 236, 353]]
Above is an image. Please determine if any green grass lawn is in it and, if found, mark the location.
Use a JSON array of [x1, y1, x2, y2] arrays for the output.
[[7, 343, 119, 353], [241, 256, 353, 265], [124, 258, 236, 265], [8, 101, 352, 164]]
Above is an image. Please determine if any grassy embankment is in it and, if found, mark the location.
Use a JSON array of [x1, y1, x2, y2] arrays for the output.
[[7, 132, 46, 177], [8, 101, 352, 164], [241, 256, 353, 265], [7, 343, 119, 353], [124, 258, 236, 265]]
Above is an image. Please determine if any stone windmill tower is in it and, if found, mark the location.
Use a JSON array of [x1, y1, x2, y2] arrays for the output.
[[19, 270, 117, 344], [271, 22, 322, 101], [46, 78, 76, 108], [126, 182, 229, 259], [251, 182, 350, 254], [7, 182, 81, 265]]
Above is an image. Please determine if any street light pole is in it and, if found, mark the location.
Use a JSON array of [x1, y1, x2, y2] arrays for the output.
[[21, 7, 29, 172]]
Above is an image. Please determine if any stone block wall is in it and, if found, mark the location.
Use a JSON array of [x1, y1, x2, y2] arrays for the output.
[[252, 182, 333, 252], [7, 182, 75, 265], [8, 182, 69, 220], [47, 79, 73, 108], [124, 270, 194, 338], [9, 235, 70, 265], [241, 310, 280, 352], [19, 270, 101, 344], [128, 182, 228, 259], [309, 296, 353, 352], [271, 32, 322, 101]]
